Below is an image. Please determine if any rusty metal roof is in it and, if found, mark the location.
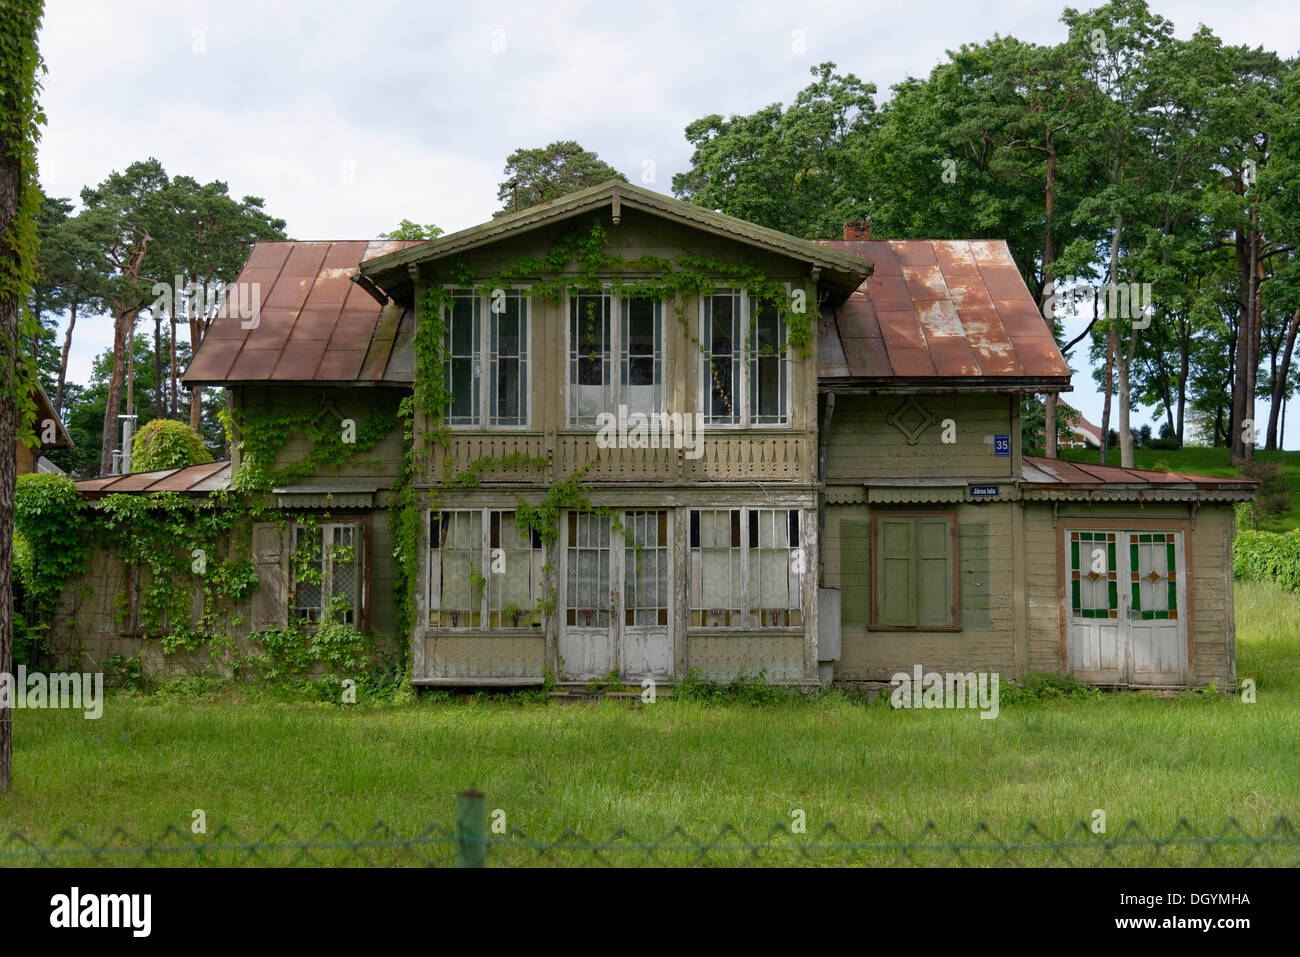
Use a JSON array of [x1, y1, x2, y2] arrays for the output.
[[1022, 456, 1258, 491], [76, 460, 232, 499], [816, 239, 1072, 389], [181, 240, 424, 386]]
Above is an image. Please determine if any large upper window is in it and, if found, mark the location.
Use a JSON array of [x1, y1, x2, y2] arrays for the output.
[[444, 289, 529, 427], [568, 291, 664, 426], [870, 512, 958, 630], [429, 509, 543, 628], [688, 507, 802, 628], [701, 289, 791, 427]]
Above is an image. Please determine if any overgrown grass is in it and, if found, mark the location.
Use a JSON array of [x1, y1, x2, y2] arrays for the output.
[[1, 583, 1297, 858]]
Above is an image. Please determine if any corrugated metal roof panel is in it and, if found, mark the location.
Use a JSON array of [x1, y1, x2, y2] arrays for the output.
[[816, 239, 1072, 384], [182, 240, 425, 386]]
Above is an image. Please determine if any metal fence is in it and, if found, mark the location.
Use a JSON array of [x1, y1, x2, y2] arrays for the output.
[[3, 794, 1297, 867]]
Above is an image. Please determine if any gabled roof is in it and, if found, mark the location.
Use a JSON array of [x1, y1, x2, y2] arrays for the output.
[[181, 240, 423, 387], [359, 180, 875, 303], [75, 460, 233, 499], [815, 239, 1071, 391]]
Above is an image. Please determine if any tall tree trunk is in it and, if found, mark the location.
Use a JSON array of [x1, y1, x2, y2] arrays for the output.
[[54, 297, 76, 415], [99, 308, 135, 475], [1177, 321, 1189, 443], [153, 310, 162, 416], [1101, 333, 1114, 465], [1042, 140, 1059, 459], [1120, 325, 1138, 468], [169, 313, 178, 418], [188, 303, 203, 430], [1265, 308, 1300, 450], [0, 0, 44, 795]]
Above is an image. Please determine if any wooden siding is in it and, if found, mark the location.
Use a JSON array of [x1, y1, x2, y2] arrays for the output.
[[826, 393, 1015, 482], [416, 208, 819, 487], [1023, 502, 1235, 687], [230, 385, 407, 484], [824, 501, 1018, 680]]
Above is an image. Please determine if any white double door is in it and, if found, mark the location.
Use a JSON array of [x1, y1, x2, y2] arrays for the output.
[[1066, 528, 1187, 686], [558, 510, 673, 681]]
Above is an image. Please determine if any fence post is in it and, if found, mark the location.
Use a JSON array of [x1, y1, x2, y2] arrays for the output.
[[456, 790, 487, 867]]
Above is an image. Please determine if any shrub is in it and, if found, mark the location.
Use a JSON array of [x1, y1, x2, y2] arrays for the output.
[[131, 419, 214, 472], [14, 473, 88, 649], [1240, 459, 1291, 522], [1233, 530, 1300, 592]]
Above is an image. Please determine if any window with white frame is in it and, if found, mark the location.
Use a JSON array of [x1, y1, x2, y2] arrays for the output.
[[689, 508, 802, 628], [568, 291, 664, 426], [565, 511, 611, 627], [429, 509, 543, 629], [444, 288, 529, 427], [701, 289, 791, 426], [292, 522, 363, 625]]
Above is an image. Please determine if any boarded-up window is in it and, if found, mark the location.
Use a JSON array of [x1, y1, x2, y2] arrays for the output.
[[871, 513, 957, 629]]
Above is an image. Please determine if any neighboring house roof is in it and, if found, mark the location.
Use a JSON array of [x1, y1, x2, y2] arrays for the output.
[[815, 239, 1071, 390], [1021, 455, 1257, 503], [33, 384, 73, 449], [1062, 410, 1102, 445], [181, 240, 424, 386], [358, 180, 875, 305], [75, 460, 232, 499]]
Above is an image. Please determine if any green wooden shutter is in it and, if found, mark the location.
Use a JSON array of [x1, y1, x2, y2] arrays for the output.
[[878, 518, 915, 626], [916, 518, 954, 627], [253, 523, 288, 628]]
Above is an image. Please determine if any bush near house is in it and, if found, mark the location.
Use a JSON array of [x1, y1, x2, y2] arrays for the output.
[[130, 418, 214, 471], [1234, 530, 1300, 592]]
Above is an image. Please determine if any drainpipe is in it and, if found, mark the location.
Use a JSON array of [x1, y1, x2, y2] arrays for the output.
[[817, 391, 835, 587]]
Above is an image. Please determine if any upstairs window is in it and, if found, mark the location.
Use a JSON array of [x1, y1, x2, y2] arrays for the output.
[[702, 289, 791, 427], [443, 288, 529, 427], [568, 291, 664, 426]]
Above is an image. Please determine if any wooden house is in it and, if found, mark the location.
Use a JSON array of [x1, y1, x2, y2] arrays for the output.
[[52, 182, 1255, 689]]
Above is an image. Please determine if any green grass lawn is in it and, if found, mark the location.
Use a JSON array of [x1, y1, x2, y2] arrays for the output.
[[3, 580, 1297, 865], [1058, 445, 1300, 530]]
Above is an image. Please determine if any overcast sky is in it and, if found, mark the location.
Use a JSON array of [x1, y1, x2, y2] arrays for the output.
[[35, 0, 1300, 448]]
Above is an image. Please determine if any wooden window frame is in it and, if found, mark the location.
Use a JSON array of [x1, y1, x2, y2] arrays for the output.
[[565, 288, 667, 428], [428, 507, 544, 631], [289, 517, 370, 633], [868, 509, 961, 632], [687, 506, 803, 631], [443, 285, 532, 430], [699, 287, 793, 429]]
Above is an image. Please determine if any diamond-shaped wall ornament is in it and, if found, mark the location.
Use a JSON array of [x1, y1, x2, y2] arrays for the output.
[[887, 397, 938, 446]]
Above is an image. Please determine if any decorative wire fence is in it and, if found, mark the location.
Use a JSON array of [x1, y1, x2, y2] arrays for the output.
[[2, 795, 1297, 867]]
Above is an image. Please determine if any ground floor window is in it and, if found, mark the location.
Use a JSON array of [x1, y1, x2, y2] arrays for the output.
[[688, 507, 802, 628], [870, 511, 957, 630], [429, 509, 544, 628], [292, 522, 364, 625]]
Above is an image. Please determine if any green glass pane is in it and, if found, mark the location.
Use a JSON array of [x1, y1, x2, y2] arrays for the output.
[[1107, 542, 1115, 568], [1108, 581, 1117, 610], [1130, 543, 1138, 575], [1072, 580, 1080, 611], [1143, 610, 1155, 620], [1071, 541, 1079, 570], [1167, 543, 1174, 571], [1168, 581, 1176, 610], [1132, 582, 1140, 612]]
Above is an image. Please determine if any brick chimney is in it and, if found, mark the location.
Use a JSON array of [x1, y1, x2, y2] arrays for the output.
[[843, 221, 871, 240]]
